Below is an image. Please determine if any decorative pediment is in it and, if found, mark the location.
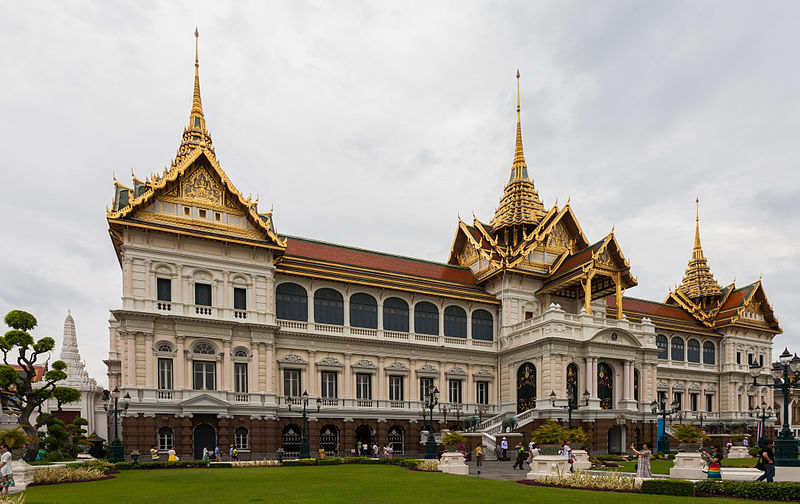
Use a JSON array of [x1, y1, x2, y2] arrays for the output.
[[279, 353, 307, 365], [690, 383, 701, 391], [446, 366, 467, 377], [317, 357, 343, 368], [474, 368, 494, 378], [352, 359, 377, 370], [588, 329, 641, 348], [704, 384, 717, 392], [657, 381, 668, 390], [416, 364, 439, 376], [179, 393, 230, 410], [673, 383, 685, 391], [385, 361, 408, 371]]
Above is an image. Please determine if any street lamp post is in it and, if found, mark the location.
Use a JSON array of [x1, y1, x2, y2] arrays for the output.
[[439, 404, 449, 426], [550, 386, 590, 429], [477, 405, 488, 427], [749, 401, 775, 448], [104, 387, 131, 463], [423, 386, 440, 459], [287, 390, 321, 459], [749, 349, 800, 466], [650, 397, 681, 454]]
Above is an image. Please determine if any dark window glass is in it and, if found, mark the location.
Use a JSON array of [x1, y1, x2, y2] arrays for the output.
[[192, 361, 215, 390], [158, 358, 173, 390], [235, 427, 249, 449], [597, 362, 613, 410], [476, 382, 489, 404], [691, 393, 698, 411], [383, 297, 409, 332], [443, 306, 467, 338], [687, 339, 700, 363], [389, 375, 404, 401], [314, 288, 344, 325], [350, 293, 377, 329], [759, 354, 764, 367], [195, 283, 212, 306], [414, 302, 439, 335], [671, 337, 684, 361], [673, 392, 683, 410], [420, 377, 434, 401], [633, 369, 640, 402], [656, 335, 668, 359], [356, 373, 372, 399], [276, 283, 308, 322], [284, 369, 301, 397], [471, 309, 493, 341], [321, 372, 337, 398], [448, 379, 462, 403], [234, 287, 247, 310], [706, 394, 713, 412], [234, 363, 248, 393], [736, 352, 741, 364], [157, 278, 171, 302], [703, 342, 715, 364]]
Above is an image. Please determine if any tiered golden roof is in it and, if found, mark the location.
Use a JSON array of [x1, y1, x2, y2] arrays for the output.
[[173, 28, 214, 168], [678, 200, 722, 299], [489, 71, 546, 230]]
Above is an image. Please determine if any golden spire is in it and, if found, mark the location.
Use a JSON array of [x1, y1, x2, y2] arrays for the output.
[[678, 198, 721, 300], [511, 69, 528, 182]]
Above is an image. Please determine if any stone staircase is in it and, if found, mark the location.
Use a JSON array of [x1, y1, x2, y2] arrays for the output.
[[475, 408, 537, 452]]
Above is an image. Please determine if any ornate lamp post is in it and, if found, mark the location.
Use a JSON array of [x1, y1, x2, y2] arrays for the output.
[[453, 404, 463, 431], [287, 390, 321, 459], [696, 411, 706, 430], [423, 386, 439, 459], [439, 404, 449, 426], [749, 349, 800, 466], [550, 386, 590, 429], [650, 397, 681, 453], [749, 401, 776, 448], [104, 387, 130, 463], [477, 405, 488, 427]]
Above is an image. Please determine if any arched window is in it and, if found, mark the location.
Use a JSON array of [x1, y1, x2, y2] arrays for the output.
[[282, 424, 301, 458], [383, 297, 409, 332], [276, 283, 308, 321], [471, 309, 493, 341], [157, 426, 174, 451], [597, 362, 613, 410], [234, 427, 249, 450], [671, 337, 685, 361], [320, 424, 339, 456], [566, 363, 578, 405], [414, 302, 439, 335], [388, 425, 405, 454], [156, 342, 174, 353], [233, 347, 249, 358], [193, 342, 216, 355], [314, 288, 344, 325], [516, 362, 536, 413], [687, 339, 701, 363], [443, 306, 467, 338], [350, 293, 377, 329], [656, 334, 668, 360], [633, 368, 640, 402], [703, 341, 716, 365]]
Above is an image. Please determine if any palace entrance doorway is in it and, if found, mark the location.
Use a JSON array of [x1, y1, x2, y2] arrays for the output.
[[193, 423, 216, 460]]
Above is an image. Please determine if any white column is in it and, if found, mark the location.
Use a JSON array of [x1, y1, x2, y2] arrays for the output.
[[308, 290, 314, 324], [223, 272, 230, 308], [622, 361, 630, 400], [176, 266, 184, 303], [439, 362, 446, 400], [251, 344, 259, 393], [343, 298, 350, 327], [222, 341, 231, 391], [466, 364, 474, 404], [145, 333, 154, 388], [175, 337, 185, 389], [264, 343, 273, 394], [377, 357, 385, 400], [126, 333, 136, 386], [409, 359, 417, 402], [344, 354, 352, 398], [377, 300, 383, 333], [308, 351, 316, 396], [144, 259, 152, 299]]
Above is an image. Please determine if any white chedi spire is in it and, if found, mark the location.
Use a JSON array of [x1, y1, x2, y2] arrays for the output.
[[59, 311, 97, 388]]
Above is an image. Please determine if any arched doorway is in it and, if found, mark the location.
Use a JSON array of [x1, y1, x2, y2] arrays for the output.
[[608, 425, 626, 454], [320, 424, 339, 456], [282, 424, 301, 459], [388, 425, 404, 454], [193, 423, 216, 460], [597, 362, 613, 410], [517, 362, 536, 413], [566, 363, 579, 405], [355, 424, 373, 455]]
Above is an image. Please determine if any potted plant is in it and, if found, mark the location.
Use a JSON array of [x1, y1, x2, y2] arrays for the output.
[[441, 431, 467, 453], [531, 418, 566, 455], [730, 434, 746, 445], [565, 426, 590, 451], [672, 422, 709, 452]]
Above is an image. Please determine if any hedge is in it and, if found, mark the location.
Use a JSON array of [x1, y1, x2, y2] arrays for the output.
[[696, 481, 800, 501], [641, 479, 695, 496], [112, 456, 424, 470]]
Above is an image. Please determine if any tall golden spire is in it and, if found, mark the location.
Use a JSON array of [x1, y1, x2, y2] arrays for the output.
[[172, 28, 214, 167], [678, 198, 721, 300], [490, 70, 546, 233]]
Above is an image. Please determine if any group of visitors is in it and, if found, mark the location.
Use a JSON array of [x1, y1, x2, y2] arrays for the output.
[[357, 441, 394, 458]]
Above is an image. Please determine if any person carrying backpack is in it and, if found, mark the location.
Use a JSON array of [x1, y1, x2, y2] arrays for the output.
[[755, 440, 775, 483]]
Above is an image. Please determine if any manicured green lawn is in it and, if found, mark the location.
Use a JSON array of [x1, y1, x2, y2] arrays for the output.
[[23, 465, 765, 504], [595, 458, 758, 475]]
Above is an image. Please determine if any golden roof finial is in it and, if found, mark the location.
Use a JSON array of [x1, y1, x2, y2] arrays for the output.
[[190, 28, 205, 128], [511, 69, 527, 182], [677, 197, 721, 300], [693, 197, 702, 256]]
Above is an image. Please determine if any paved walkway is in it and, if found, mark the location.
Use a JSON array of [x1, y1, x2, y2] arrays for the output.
[[464, 458, 534, 480]]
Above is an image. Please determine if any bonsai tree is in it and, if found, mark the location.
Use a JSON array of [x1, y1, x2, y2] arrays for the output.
[[0, 310, 81, 461], [66, 417, 94, 457], [672, 422, 710, 447]]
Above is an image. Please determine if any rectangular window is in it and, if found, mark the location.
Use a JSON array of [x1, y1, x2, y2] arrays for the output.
[[356, 373, 372, 400], [234, 287, 247, 310], [448, 379, 462, 404], [706, 394, 713, 412], [321, 371, 338, 398], [690, 393, 698, 412], [157, 358, 173, 390], [673, 392, 682, 410], [192, 361, 216, 391], [759, 354, 764, 367], [199, 209, 207, 218], [748, 353, 754, 365], [234, 363, 248, 394], [215, 212, 221, 221], [284, 369, 300, 397], [736, 352, 741, 364], [476, 382, 489, 405], [658, 391, 667, 406], [157, 278, 171, 302], [195, 283, 212, 306], [389, 375, 404, 401], [420, 377, 434, 402], [748, 395, 755, 410], [183, 206, 191, 216]]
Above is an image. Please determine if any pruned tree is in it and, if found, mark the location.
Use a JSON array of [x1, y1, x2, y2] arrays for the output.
[[0, 310, 81, 461]]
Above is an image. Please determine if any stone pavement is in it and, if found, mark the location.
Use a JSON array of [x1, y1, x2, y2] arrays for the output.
[[464, 458, 534, 481]]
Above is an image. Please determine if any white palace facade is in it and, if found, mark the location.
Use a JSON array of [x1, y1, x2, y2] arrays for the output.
[[104, 40, 782, 459]]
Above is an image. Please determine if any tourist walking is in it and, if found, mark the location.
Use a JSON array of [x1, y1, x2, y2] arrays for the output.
[[0, 444, 14, 496], [500, 437, 508, 460], [475, 444, 484, 474], [150, 444, 160, 462], [702, 445, 723, 480], [560, 441, 574, 472], [528, 443, 540, 463], [372, 442, 379, 458], [214, 445, 222, 462], [630, 442, 652, 478], [202, 445, 209, 462], [755, 440, 775, 483], [512, 442, 526, 470], [168, 446, 177, 462]]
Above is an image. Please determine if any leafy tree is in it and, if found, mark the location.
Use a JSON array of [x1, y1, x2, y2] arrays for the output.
[[0, 425, 35, 450], [0, 310, 81, 461]]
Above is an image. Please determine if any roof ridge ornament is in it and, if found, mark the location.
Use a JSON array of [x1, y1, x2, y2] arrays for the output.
[[677, 197, 722, 301]]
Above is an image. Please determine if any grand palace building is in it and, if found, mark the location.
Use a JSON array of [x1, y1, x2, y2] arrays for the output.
[[105, 37, 782, 459]]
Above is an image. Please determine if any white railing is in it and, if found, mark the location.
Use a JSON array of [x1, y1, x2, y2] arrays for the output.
[[157, 390, 173, 400], [234, 393, 248, 402], [415, 334, 439, 343], [384, 331, 409, 340], [351, 327, 377, 337], [444, 337, 467, 346], [314, 323, 344, 334], [280, 320, 307, 330]]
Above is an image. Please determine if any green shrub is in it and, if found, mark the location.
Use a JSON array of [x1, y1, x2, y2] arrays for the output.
[[531, 418, 567, 445], [209, 462, 232, 468], [595, 455, 625, 461], [32, 466, 105, 484], [282, 458, 318, 466], [44, 451, 64, 462], [695, 481, 800, 501], [749, 447, 761, 457], [317, 457, 342, 465], [641, 479, 695, 496], [114, 462, 133, 470]]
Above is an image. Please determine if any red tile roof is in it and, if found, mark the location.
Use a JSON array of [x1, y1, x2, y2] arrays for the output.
[[607, 296, 721, 336]]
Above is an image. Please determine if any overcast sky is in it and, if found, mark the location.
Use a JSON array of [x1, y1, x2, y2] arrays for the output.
[[1, 1, 798, 387]]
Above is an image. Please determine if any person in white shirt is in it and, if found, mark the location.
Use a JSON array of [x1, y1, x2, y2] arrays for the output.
[[500, 437, 509, 460], [0, 444, 14, 496], [528, 442, 541, 463], [560, 441, 574, 473]]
